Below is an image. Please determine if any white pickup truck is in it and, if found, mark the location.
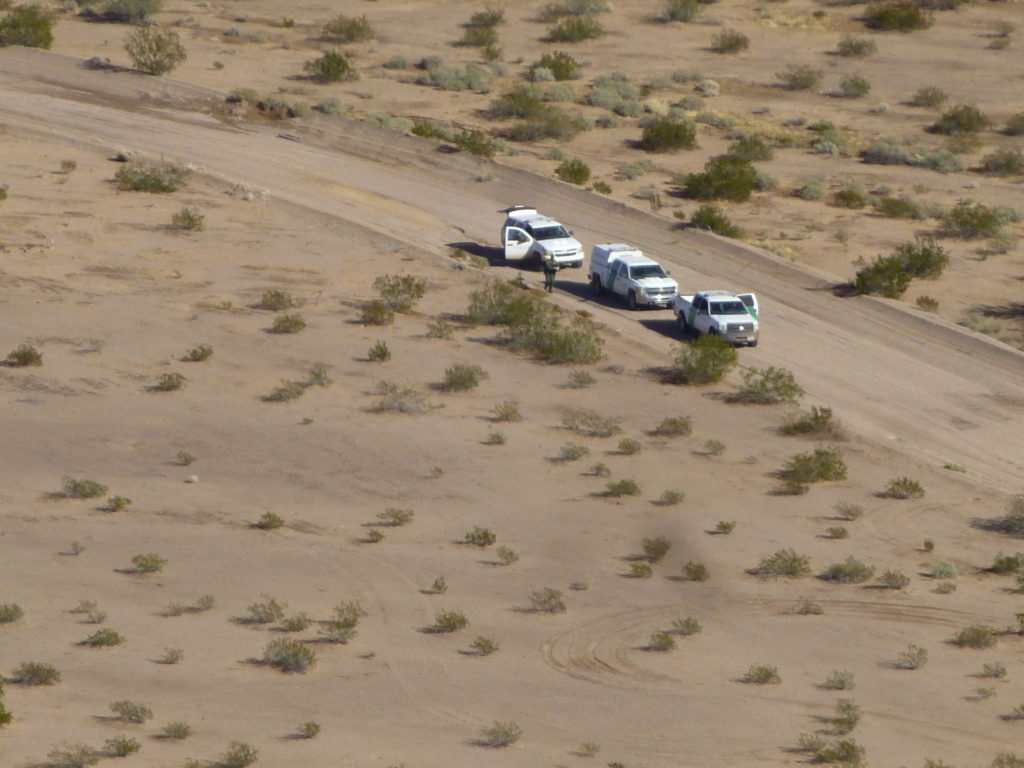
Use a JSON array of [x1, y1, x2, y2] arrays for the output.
[[673, 290, 759, 346], [499, 206, 584, 269], [588, 244, 678, 310]]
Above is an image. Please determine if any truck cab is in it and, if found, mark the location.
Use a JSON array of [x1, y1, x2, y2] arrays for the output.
[[500, 206, 584, 269], [588, 244, 679, 310]]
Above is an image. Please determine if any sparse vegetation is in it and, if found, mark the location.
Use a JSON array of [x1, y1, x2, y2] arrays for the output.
[[682, 561, 710, 581], [254, 511, 284, 530], [838, 74, 871, 99], [822, 670, 855, 690], [263, 637, 316, 672], [258, 289, 295, 311], [464, 526, 496, 547], [477, 720, 522, 748], [10, 661, 61, 685], [639, 116, 697, 153], [605, 478, 641, 497], [269, 313, 306, 334], [245, 596, 286, 624], [930, 104, 992, 136], [878, 569, 911, 589], [82, 628, 124, 647], [671, 334, 738, 385], [374, 274, 427, 312], [62, 477, 109, 499], [670, 616, 702, 635], [115, 158, 188, 193], [322, 13, 375, 42], [497, 545, 519, 565], [124, 26, 186, 76], [819, 557, 875, 584], [711, 29, 750, 54], [753, 549, 811, 578], [378, 508, 414, 526], [715, 520, 736, 534], [837, 35, 876, 56], [864, 1, 932, 32], [219, 741, 259, 768], [648, 632, 676, 651], [129, 552, 166, 573], [0, 603, 24, 623], [160, 721, 192, 740], [954, 625, 997, 649], [45, 744, 99, 768], [684, 204, 743, 237], [883, 476, 924, 499], [110, 700, 152, 724], [0, 5, 54, 49], [651, 415, 692, 437], [432, 610, 469, 633], [679, 156, 757, 202], [741, 664, 781, 684], [776, 64, 822, 91], [642, 535, 672, 563], [530, 587, 566, 613], [895, 643, 928, 669], [731, 366, 803, 405], [6, 343, 42, 366], [555, 157, 591, 184], [547, 15, 604, 43]]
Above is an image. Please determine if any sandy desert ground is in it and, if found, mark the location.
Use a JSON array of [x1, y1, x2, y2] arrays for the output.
[[2, 1, 1024, 767]]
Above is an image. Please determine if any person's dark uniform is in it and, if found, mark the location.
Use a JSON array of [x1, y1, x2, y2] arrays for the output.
[[543, 256, 558, 293]]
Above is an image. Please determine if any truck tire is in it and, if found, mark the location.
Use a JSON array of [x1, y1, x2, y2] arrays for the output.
[[591, 275, 603, 296], [748, 339, 759, 348], [677, 313, 688, 333], [627, 291, 638, 311]]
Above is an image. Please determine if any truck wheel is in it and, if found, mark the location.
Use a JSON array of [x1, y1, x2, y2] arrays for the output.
[[627, 291, 638, 311], [748, 339, 759, 348], [591, 275, 603, 296], [677, 313, 688, 333]]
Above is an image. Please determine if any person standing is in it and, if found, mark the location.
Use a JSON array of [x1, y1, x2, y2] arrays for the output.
[[543, 255, 558, 293]]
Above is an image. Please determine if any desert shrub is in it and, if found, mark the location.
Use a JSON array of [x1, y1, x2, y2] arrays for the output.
[[244, 596, 285, 624], [831, 699, 861, 735], [62, 477, 108, 499], [377, 508, 414, 527], [731, 366, 803, 404], [253, 511, 284, 530], [11, 662, 60, 685], [459, 24, 498, 48], [319, 602, 364, 643], [414, 58, 499, 92], [464, 526, 496, 547], [125, 25, 185, 76], [0, 603, 24, 623], [160, 721, 192, 739], [153, 372, 185, 391], [896, 643, 928, 669], [980, 148, 1024, 177], [908, 86, 947, 108], [827, 527, 849, 539], [558, 442, 590, 461], [497, 545, 519, 565], [837, 35, 876, 56], [291, 721, 320, 739], [930, 105, 991, 136], [361, 301, 395, 326], [941, 199, 1015, 239], [822, 670, 855, 690], [982, 662, 1008, 679], [879, 569, 911, 589], [0, 700, 11, 727], [547, 15, 604, 42], [820, 557, 875, 584], [530, 587, 566, 613], [873, 195, 924, 220], [532, 50, 581, 80], [639, 116, 697, 152], [883, 476, 924, 499], [605, 479, 641, 497], [753, 548, 811, 578], [45, 744, 99, 768], [854, 254, 910, 298], [671, 334, 738, 384], [567, 369, 596, 388], [648, 632, 676, 651], [990, 552, 1024, 573], [741, 664, 781, 684], [264, 381, 305, 402], [682, 561, 709, 581], [491, 400, 522, 423], [219, 741, 258, 767], [441, 363, 488, 392], [184, 343, 212, 362], [269, 313, 305, 334], [617, 438, 642, 455], [304, 50, 357, 83], [954, 625, 997, 649], [1002, 112, 1024, 136], [704, 439, 726, 456], [680, 156, 757, 201], [833, 181, 867, 209], [864, 1, 932, 31], [711, 28, 749, 54], [6, 343, 42, 366], [783, 446, 847, 484], [642, 535, 672, 562], [82, 628, 124, 647], [780, 405, 839, 437], [258, 289, 294, 311], [585, 72, 639, 111], [916, 295, 939, 311], [670, 617, 702, 636], [861, 137, 914, 165], [727, 135, 773, 162], [555, 157, 591, 184], [115, 159, 188, 192], [478, 720, 522, 748], [930, 562, 956, 580], [364, 340, 391, 363], [838, 74, 871, 98], [659, 489, 685, 505], [715, 520, 736, 534], [897, 237, 949, 278], [659, 0, 701, 22], [776, 64, 822, 91], [685, 204, 743, 237], [374, 274, 427, 311], [263, 638, 315, 672], [0, 5, 54, 48], [110, 700, 152, 724], [651, 415, 692, 437], [433, 610, 469, 633], [129, 553, 166, 573], [322, 13, 374, 42], [453, 130, 499, 158]]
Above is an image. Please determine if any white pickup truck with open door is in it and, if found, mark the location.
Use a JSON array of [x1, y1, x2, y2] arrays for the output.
[[499, 206, 584, 269], [673, 290, 760, 346]]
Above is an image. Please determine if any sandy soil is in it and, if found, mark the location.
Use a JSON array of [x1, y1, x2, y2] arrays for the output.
[[1, 2, 1024, 767]]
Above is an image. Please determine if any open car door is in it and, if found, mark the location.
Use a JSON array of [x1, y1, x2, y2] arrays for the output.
[[737, 293, 758, 319], [503, 226, 533, 261]]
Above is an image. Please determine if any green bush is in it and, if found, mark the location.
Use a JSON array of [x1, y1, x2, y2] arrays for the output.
[[836, 35, 876, 56], [441, 363, 488, 392], [838, 74, 871, 98], [453, 130, 499, 157], [62, 477, 108, 499], [219, 741, 259, 767], [854, 254, 910, 298], [304, 50, 357, 83], [99, 0, 161, 23], [680, 156, 757, 201], [555, 157, 591, 184], [361, 300, 395, 326], [682, 561, 709, 581], [110, 700, 153, 723], [671, 616, 702, 635], [45, 744, 99, 768], [941, 199, 1015, 239], [671, 334, 738, 384], [711, 29, 749, 54], [883, 476, 924, 499], [6, 343, 42, 366], [530, 587, 566, 613], [0, 5, 54, 48], [322, 14, 375, 42], [374, 274, 426, 312], [908, 86, 948, 107], [752, 548, 811, 578], [979, 148, 1024, 177], [547, 15, 604, 42], [730, 366, 803, 404], [896, 237, 949, 278], [782, 446, 847, 484], [639, 116, 697, 153], [153, 372, 185, 391], [820, 557, 875, 583], [477, 720, 522, 748], [532, 50, 581, 80], [685, 204, 743, 237], [930, 105, 992, 135], [954, 624, 997, 649], [254, 511, 284, 530], [780, 405, 839, 436], [660, 0, 701, 22], [432, 610, 469, 632], [269, 313, 306, 334], [990, 552, 1024, 573], [82, 628, 124, 647], [832, 182, 867, 209], [864, 1, 932, 31], [114, 159, 188, 192], [651, 415, 692, 437], [11, 661, 61, 685], [776, 64, 822, 91], [263, 638, 316, 672], [459, 24, 498, 48], [125, 26, 186, 75], [604, 478, 641, 497], [257, 289, 294, 311], [184, 343, 212, 362], [1005, 112, 1024, 136], [727, 135, 773, 162], [741, 664, 781, 684], [464, 526, 496, 547], [642, 535, 672, 562], [130, 552, 167, 573], [873, 195, 924, 220], [466, 8, 505, 28], [617, 437, 642, 455], [0, 603, 24, 623], [104, 736, 140, 757]]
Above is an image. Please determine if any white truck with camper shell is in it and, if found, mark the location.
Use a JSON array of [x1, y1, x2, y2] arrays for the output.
[[499, 206, 585, 269], [672, 290, 760, 347], [588, 243, 679, 310]]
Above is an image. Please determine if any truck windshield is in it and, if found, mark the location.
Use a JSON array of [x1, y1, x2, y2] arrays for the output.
[[711, 301, 749, 315], [532, 225, 570, 241], [631, 265, 667, 280]]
